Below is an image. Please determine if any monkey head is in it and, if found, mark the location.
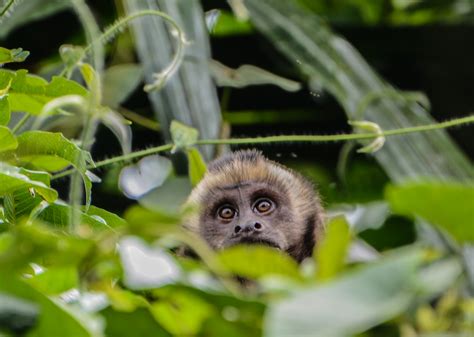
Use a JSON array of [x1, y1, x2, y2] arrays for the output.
[[184, 149, 325, 262]]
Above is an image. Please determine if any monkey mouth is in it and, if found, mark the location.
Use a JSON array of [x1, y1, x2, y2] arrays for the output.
[[234, 236, 281, 250]]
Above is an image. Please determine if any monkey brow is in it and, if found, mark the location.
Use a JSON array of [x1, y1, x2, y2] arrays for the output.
[[218, 182, 251, 190]]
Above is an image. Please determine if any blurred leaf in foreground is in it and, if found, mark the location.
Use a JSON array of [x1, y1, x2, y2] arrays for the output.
[[386, 181, 474, 243]]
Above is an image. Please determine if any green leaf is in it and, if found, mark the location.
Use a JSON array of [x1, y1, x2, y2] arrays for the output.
[[316, 216, 351, 281], [170, 120, 199, 151], [0, 276, 96, 337], [150, 288, 214, 336], [86, 205, 128, 229], [0, 96, 11, 125], [0, 126, 17, 152], [218, 245, 302, 281], [101, 108, 132, 154], [3, 131, 94, 205], [103, 64, 143, 108], [186, 148, 207, 187], [0, 69, 88, 115], [101, 307, 171, 337], [37, 203, 111, 230], [25, 267, 78, 295], [0, 163, 57, 202], [211, 60, 302, 92], [0, 47, 30, 64], [385, 181, 474, 243], [264, 249, 425, 337], [0, 222, 93, 271]]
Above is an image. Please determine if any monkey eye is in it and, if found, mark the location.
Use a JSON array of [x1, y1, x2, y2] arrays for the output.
[[217, 205, 237, 220], [253, 198, 274, 214]]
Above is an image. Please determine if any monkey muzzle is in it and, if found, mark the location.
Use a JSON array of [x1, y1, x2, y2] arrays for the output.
[[227, 220, 282, 250]]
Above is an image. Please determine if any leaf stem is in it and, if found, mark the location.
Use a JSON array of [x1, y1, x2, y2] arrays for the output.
[[11, 113, 30, 134], [51, 114, 474, 180]]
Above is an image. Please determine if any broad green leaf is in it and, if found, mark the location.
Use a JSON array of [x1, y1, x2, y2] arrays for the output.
[[124, 205, 180, 238], [218, 245, 302, 281], [386, 182, 474, 243], [316, 216, 351, 281], [0, 293, 38, 335], [0, 69, 88, 115], [170, 120, 199, 151], [211, 60, 302, 92], [0, 163, 57, 202], [3, 130, 94, 205], [37, 203, 110, 229], [119, 155, 173, 199], [25, 267, 78, 295], [0, 96, 11, 125], [103, 64, 143, 108], [101, 306, 171, 337], [86, 205, 128, 229], [0, 47, 29, 64], [0, 222, 93, 271], [3, 189, 43, 224], [0, 276, 95, 337], [0, 126, 17, 152], [150, 288, 214, 336], [186, 148, 207, 187], [264, 249, 425, 337]]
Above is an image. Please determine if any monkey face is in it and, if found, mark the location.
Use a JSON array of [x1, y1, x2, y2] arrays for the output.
[[184, 149, 324, 262], [199, 181, 299, 252]]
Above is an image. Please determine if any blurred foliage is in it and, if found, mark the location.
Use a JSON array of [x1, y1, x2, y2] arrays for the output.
[[0, 0, 473, 337]]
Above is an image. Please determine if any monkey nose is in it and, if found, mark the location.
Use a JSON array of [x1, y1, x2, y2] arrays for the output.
[[234, 221, 263, 234]]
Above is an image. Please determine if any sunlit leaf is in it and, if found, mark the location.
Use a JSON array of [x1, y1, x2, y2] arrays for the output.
[[0, 163, 57, 202], [211, 60, 302, 92], [0, 47, 30, 64], [26, 267, 78, 295], [328, 201, 390, 233], [2, 131, 94, 205], [0, 126, 17, 152], [316, 216, 351, 281], [150, 288, 214, 335], [0, 69, 88, 115], [386, 181, 474, 243], [186, 148, 207, 187], [119, 155, 172, 199], [0, 96, 10, 125], [219, 245, 302, 281]]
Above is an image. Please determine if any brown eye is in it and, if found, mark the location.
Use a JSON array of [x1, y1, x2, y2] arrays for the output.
[[217, 205, 236, 220], [254, 198, 274, 214]]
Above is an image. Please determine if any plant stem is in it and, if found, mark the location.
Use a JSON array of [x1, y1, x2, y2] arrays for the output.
[[50, 114, 474, 180], [11, 113, 31, 134], [0, 0, 15, 17]]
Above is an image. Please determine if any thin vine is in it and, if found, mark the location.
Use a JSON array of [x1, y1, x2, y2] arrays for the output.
[[51, 114, 474, 180]]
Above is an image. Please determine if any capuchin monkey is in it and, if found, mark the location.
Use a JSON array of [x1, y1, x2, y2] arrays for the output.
[[184, 149, 324, 262]]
